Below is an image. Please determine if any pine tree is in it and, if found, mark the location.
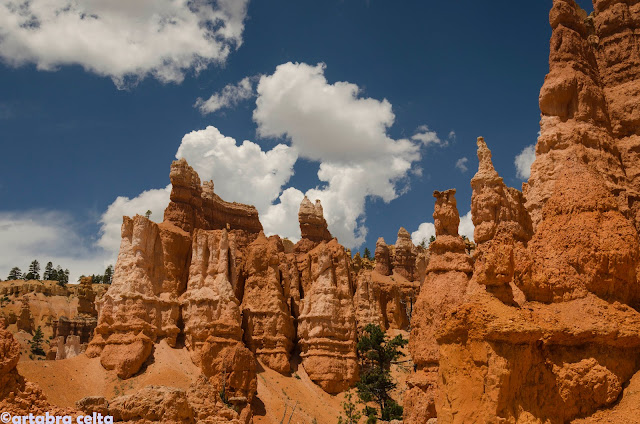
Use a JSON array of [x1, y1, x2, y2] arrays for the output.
[[356, 324, 408, 421], [363, 248, 372, 260], [145, 210, 152, 219], [43, 262, 54, 280], [7, 267, 22, 280], [26, 259, 40, 280], [29, 326, 45, 356], [54, 265, 68, 286], [103, 265, 114, 284]]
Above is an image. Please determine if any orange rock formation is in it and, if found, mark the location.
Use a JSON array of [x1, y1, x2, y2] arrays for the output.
[[298, 196, 333, 243], [405, 4, 640, 421], [405, 190, 473, 423]]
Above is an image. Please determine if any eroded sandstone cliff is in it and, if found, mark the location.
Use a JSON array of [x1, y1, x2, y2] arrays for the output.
[[404, 4, 640, 421]]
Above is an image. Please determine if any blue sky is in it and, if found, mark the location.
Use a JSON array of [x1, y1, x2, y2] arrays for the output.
[[0, 0, 595, 280]]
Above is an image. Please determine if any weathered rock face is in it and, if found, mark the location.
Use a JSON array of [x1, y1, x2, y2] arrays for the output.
[[426, 117, 640, 422], [402, 5, 640, 422], [525, 0, 640, 232], [87, 216, 192, 378], [374, 237, 392, 276], [241, 233, 295, 373], [164, 158, 263, 234], [392, 228, 417, 280], [297, 239, 359, 393], [298, 196, 332, 243], [179, 229, 243, 365], [472, 137, 533, 247], [77, 375, 255, 424], [354, 270, 418, 332], [356, 231, 424, 334], [470, 138, 534, 304], [405, 190, 473, 423], [521, 163, 640, 305]]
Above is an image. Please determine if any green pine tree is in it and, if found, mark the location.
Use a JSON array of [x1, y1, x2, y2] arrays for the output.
[[27, 260, 40, 280], [7, 267, 22, 280], [103, 265, 114, 284], [363, 248, 372, 260], [43, 262, 54, 280], [29, 326, 45, 356], [355, 324, 408, 421]]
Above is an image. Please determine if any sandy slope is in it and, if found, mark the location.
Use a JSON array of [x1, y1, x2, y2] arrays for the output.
[[17, 332, 412, 423], [17, 340, 200, 408], [253, 355, 346, 424]]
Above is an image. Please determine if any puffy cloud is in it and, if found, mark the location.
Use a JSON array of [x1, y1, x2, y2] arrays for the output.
[[260, 187, 305, 242], [252, 62, 423, 247], [195, 77, 255, 114], [458, 211, 474, 241], [97, 186, 171, 254], [175, 126, 298, 212], [515, 144, 536, 180], [0, 0, 249, 87], [455, 157, 469, 173], [253, 62, 417, 163], [411, 222, 435, 245], [411, 125, 454, 147], [0, 211, 113, 284]]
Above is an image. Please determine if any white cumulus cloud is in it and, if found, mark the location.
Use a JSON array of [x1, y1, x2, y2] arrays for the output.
[[455, 157, 469, 173], [411, 222, 435, 245], [175, 126, 298, 212], [252, 62, 422, 247], [411, 125, 455, 147], [0, 0, 249, 87], [195, 77, 255, 114], [515, 144, 536, 180], [458, 210, 474, 241]]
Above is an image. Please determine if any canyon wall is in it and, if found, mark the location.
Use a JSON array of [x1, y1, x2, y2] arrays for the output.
[[405, 2, 640, 422]]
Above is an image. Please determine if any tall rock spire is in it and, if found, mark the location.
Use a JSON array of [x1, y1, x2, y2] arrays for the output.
[[298, 196, 332, 242]]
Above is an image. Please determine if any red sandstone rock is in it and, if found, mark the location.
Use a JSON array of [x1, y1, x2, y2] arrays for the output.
[[405, 190, 472, 423], [374, 237, 392, 276], [298, 196, 332, 243], [87, 216, 191, 377], [241, 233, 295, 373], [525, 0, 633, 230], [404, 4, 640, 422], [392, 228, 417, 280], [521, 163, 640, 304], [179, 229, 244, 365], [164, 158, 263, 234], [0, 319, 75, 418], [296, 239, 359, 393], [354, 270, 417, 332]]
